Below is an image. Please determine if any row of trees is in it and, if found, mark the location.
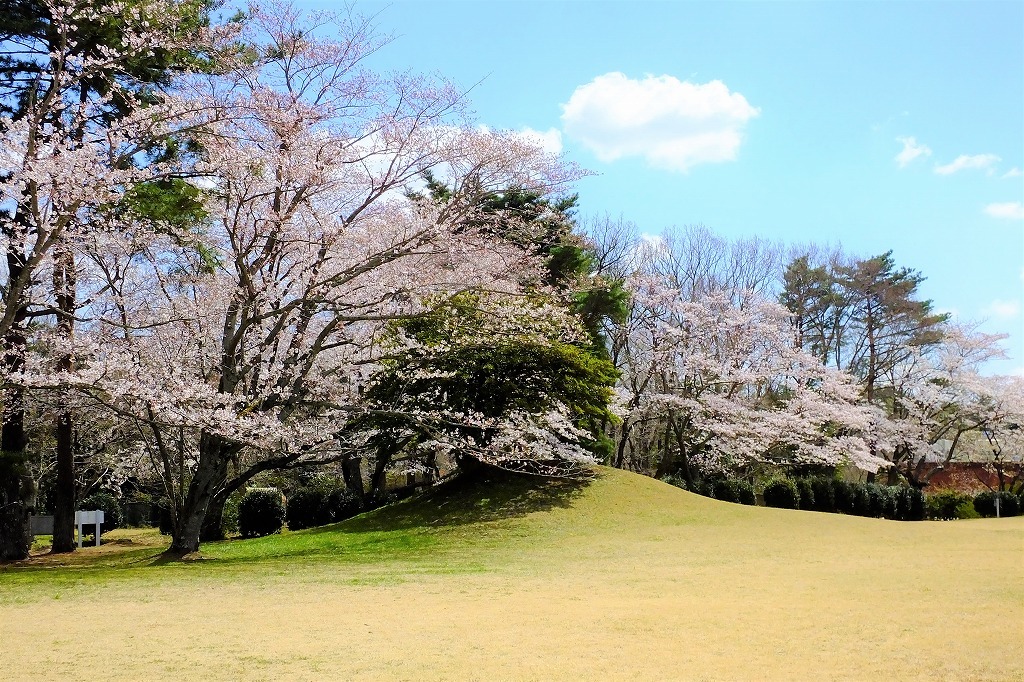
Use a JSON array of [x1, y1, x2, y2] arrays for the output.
[[2, 1, 1019, 563], [0, 0, 621, 559], [589, 220, 1022, 492]]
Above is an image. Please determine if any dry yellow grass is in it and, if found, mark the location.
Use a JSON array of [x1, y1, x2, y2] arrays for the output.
[[2, 468, 1022, 681]]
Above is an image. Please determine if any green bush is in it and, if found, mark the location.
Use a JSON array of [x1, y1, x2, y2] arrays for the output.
[[79, 491, 123, 538], [763, 478, 799, 509], [794, 478, 815, 511], [850, 483, 872, 517], [734, 480, 756, 506], [831, 479, 855, 514], [926, 490, 974, 520], [659, 475, 687, 491], [711, 479, 740, 503], [973, 491, 1022, 518], [807, 477, 836, 513], [286, 483, 362, 530], [326, 487, 362, 521], [894, 487, 926, 521], [238, 487, 285, 538]]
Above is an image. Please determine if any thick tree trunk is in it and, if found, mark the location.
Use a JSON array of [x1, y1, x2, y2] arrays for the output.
[[168, 434, 232, 554], [342, 456, 365, 501], [51, 411, 76, 552], [199, 488, 228, 542], [51, 244, 77, 553], [0, 385, 31, 561]]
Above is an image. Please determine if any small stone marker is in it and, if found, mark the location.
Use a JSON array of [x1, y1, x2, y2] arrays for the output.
[[75, 510, 105, 548]]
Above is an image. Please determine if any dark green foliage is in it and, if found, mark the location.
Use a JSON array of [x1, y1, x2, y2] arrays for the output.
[[794, 478, 815, 511], [850, 484, 872, 517], [973, 491, 1021, 518], [925, 490, 975, 520], [238, 488, 285, 538], [286, 481, 363, 531], [807, 477, 836, 512], [763, 479, 799, 509], [893, 486, 926, 521], [79, 492, 122, 537], [734, 480, 756, 506], [659, 475, 687, 491], [831, 479, 855, 514], [864, 483, 898, 518], [711, 479, 740, 503]]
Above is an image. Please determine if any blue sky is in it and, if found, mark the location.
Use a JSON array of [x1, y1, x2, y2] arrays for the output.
[[308, 0, 1024, 374]]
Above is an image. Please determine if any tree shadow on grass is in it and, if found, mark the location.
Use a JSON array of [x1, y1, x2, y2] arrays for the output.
[[312, 465, 597, 535]]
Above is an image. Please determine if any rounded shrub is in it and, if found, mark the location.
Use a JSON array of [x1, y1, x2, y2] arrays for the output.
[[286, 484, 363, 531], [794, 478, 815, 511], [79, 491, 123, 537], [831, 479, 855, 514], [711, 479, 740, 503], [973, 491, 1022, 518], [894, 486, 926, 521], [762, 478, 799, 509], [808, 477, 836, 513], [850, 483, 872, 517], [925, 490, 974, 520], [325, 487, 362, 521], [285, 487, 326, 531], [734, 480, 756, 506], [238, 487, 285, 538]]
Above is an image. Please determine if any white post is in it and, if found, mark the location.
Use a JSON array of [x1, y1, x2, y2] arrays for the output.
[[996, 494, 1001, 519], [77, 519, 83, 549]]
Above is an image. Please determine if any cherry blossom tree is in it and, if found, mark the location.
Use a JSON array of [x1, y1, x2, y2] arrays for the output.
[[883, 324, 1022, 487], [49, 1, 587, 554], [610, 275, 885, 481], [0, 0, 226, 558]]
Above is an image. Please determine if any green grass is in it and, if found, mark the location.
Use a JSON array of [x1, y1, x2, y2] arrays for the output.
[[2, 467, 1022, 681]]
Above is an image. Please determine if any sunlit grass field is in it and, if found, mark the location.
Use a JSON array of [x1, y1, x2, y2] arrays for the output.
[[2, 467, 1022, 681]]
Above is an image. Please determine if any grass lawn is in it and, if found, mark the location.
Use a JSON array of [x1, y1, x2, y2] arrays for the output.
[[2, 467, 1022, 681]]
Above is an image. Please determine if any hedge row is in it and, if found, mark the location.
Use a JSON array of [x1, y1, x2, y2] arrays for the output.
[[661, 476, 756, 506], [762, 477, 926, 520]]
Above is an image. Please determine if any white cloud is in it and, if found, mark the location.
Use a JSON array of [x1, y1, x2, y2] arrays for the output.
[[561, 72, 760, 172], [1002, 167, 1022, 178], [894, 136, 931, 167], [518, 127, 563, 155], [934, 153, 1001, 175], [984, 202, 1024, 220], [983, 299, 1021, 319]]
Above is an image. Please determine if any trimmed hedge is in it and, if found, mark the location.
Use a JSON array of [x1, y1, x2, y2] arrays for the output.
[[286, 483, 363, 531], [238, 487, 285, 538], [925, 490, 975, 520], [763, 478, 799, 509], [973, 491, 1021, 518]]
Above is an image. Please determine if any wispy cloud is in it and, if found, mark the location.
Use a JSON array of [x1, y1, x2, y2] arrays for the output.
[[983, 298, 1021, 319], [1002, 167, 1022, 179], [984, 202, 1024, 220], [934, 153, 1001, 175], [518, 127, 563, 155], [894, 136, 931, 168], [561, 72, 760, 172]]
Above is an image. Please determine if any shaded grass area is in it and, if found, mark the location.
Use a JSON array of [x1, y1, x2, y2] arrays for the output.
[[0, 466, 591, 593], [2, 467, 1022, 681]]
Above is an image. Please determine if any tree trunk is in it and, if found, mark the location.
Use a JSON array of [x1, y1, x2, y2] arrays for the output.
[[342, 456, 365, 501], [0, 385, 31, 561], [51, 243, 77, 553], [199, 488, 228, 542], [168, 434, 232, 554], [50, 411, 76, 552]]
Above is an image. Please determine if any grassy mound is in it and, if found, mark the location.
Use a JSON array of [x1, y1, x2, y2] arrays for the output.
[[2, 467, 1022, 680]]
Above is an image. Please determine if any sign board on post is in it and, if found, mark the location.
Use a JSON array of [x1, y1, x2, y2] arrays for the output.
[[75, 510, 105, 548]]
